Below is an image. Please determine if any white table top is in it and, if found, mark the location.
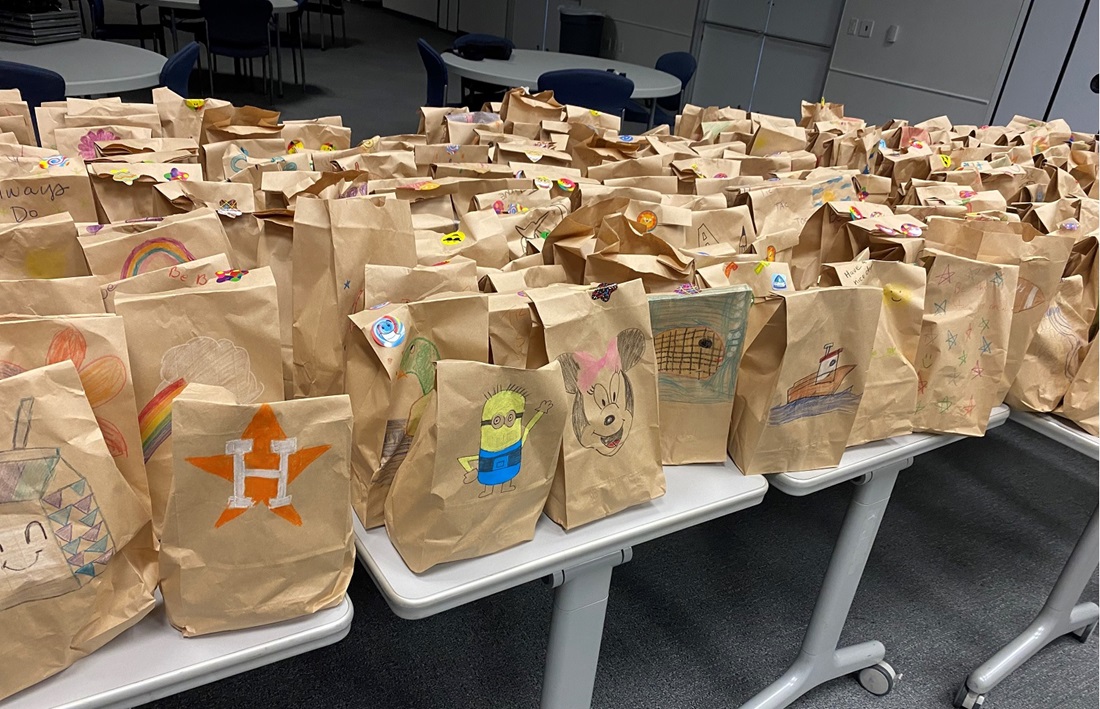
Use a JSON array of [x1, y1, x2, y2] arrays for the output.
[[1009, 408, 1099, 461], [1, 596, 353, 709], [0, 39, 165, 96], [769, 406, 1012, 497], [442, 49, 683, 100], [355, 459, 767, 620], [115, 0, 301, 13]]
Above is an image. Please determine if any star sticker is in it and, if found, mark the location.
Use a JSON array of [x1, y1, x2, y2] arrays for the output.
[[934, 300, 948, 315], [979, 317, 990, 332], [971, 363, 984, 378], [990, 271, 1004, 287], [186, 404, 330, 528], [343, 280, 351, 289], [917, 373, 928, 395], [961, 397, 977, 416], [937, 396, 953, 413], [937, 264, 954, 284], [980, 337, 993, 355], [958, 351, 968, 366], [945, 331, 958, 349]]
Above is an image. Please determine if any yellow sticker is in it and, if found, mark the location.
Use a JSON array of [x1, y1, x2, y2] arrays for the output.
[[754, 261, 766, 274], [184, 99, 205, 111], [415, 181, 440, 191], [636, 210, 658, 232], [939, 154, 952, 168], [441, 230, 466, 246]]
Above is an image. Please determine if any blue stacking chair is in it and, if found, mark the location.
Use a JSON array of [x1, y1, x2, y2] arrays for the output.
[[417, 38, 449, 107], [537, 68, 635, 117], [160, 41, 202, 98], [624, 51, 696, 128], [200, 0, 274, 100], [0, 60, 66, 144]]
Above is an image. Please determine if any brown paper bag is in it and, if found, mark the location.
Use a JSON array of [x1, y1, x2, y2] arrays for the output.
[[648, 285, 753, 464], [820, 260, 926, 444], [345, 294, 489, 528], [113, 267, 284, 535], [100, 253, 232, 312], [161, 386, 353, 635], [0, 276, 104, 316], [488, 292, 535, 367], [0, 213, 89, 279], [585, 214, 696, 293], [528, 280, 665, 529], [54, 126, 154, 161], [362, 259, 480, 306], [292, 195, 417, 397], [1058, 339, 1098, 435], [0, 158, 97, 223], [384, 360, 567, 573], [0, 361, 156, 701], [912, 252, 1019, 435], [88, 163, 205, 223], [728, 287, 880, 474]]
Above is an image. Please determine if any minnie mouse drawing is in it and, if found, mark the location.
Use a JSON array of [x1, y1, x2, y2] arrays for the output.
[[557, 328, 647, 457]]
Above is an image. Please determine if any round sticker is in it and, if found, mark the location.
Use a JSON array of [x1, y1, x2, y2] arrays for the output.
[[713, 172, 728, 179], [771, 274, 788, 290], [589, 109, 601, 116], [215, 269, 248, 283], [765, 245, 777, 262], [556, 178, 576, 192], [441, 230, 466, 246], [618, 134, 634, 142], [637, 210, 658, 232], [445, 144, 460, 155], [320, 143, 335, 151], [1060, 220, 1080, 231], [958, 190, 976, 199], [899, 223, 923, 237], [675, 283, 699, 295], [939, 154, 952, 169], [524, 150, 543, 162], [534, 177, 553, 190], [875, 223, 898, 236], [410, 181, 439, 191], [371, 315, 406, 348], [849, 206, 865, 220], [39, 155, 68, 169], [184, 99, 205, 111], [367, 300, 390, 310], [492, 200, 505, 214], [287, 139, 304, 154]]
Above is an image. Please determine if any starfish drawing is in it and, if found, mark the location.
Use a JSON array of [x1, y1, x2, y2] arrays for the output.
[[945, 331, 958, 349], [937, 264, 954, 284], [980, 336, 993, 355], [961, 397, 977, 416], [970, 363, 984, 378], [979, 317, 990, 332], [937, 396, 953, 413], [934, 300, 948, 315], [990, 271, 1004, 287], [958, 351, 968, 366], [186, 404, 330, 528]]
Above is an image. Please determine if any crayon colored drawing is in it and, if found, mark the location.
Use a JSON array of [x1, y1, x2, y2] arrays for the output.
[[0, 398, 116, 612], [0, 326, 129, 458], [378, 337, 439, 484], [650, 290, 751, 405], [139, 337, 263, 462], [768, 343, 862, 425], [458, 386, 552, 497], [557, 328, 647, 457], [119, 237, 196, 280], [186, 404, 329, 527]]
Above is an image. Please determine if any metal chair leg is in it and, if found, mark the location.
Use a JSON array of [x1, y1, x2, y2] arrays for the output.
[[208, 49, 216, 96], [341, 9, 346, 47]]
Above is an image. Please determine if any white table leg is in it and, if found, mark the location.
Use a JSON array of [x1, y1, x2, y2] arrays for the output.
[[540, 548, 631, 709], [740, 463, 906, 709], [955, 505, 1099, 708]]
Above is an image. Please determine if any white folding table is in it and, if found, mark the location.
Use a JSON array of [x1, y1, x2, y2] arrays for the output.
[[354, 459, 768, 709], [954, 410, 1099, 709], [0, 39, 165, 95], [740, 406, 1011, 708], [0, 595, 353, 709]]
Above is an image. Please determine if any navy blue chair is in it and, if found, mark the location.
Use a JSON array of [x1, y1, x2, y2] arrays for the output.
[[450, 33, 510, 108], [624, 51, 696, 127], [0, 61, 65, 145], [537, 69, 635, 117], [160, 41, 202, 98], [200, 0, 274, 100], [84, 0, 164, 53], [417, 38, 449, 107]]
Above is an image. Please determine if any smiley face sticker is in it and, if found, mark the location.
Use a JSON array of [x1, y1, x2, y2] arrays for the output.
[[637, 210, 658, 232], [441, 230, 466, 247], [882, 284, 909, 305], [370, 315, 406, 348]]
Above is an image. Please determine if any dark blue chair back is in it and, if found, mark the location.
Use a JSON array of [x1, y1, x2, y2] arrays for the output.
[[655, 51, 696, 112], [417, 38, 447, 107], [161, 41, 201, 98], [0, 60, 65, 109], [200, 0, 273, 49], [537, 69, 634, 116], [85, 0, 106, 28]]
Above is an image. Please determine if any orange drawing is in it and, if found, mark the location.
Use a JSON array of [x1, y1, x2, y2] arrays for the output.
[[186, 404, 329, 528]]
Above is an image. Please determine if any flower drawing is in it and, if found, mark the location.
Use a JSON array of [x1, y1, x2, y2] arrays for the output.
[[78, 129, 119, 159]]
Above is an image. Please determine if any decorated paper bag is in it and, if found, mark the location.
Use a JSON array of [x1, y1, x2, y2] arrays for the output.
[[362, 259, 479, 306], [1058, 339, 1099, 436], [292, 195, 417, 397], [788, 201, 872, 289], [528, 280, 665, 529], [100, 253, 232, 312], [0, 276, 104, 315], [820, 260, 926, 445], [152, 180, 263, 269], [912, 252, 1019, 436], [54, 126, 154, 161], [0, 315, 149, 511], [384, 360, 567, 573], [0, 361, 155, 701], [584, 214, 695, 293], [88, 163, 205, 223], [161, 386, 353, 636], [489, 292, 535, 367], [113, 267, 284, 535], [728, 287, 879, 474], [79, 208, 232, 284], [0, 157, 97, 223], [0, 92, 36, 145], [648, 285, 753, 464], [846, 214, 926, 263], [345, 294, 489, 528], [0, 214, 89, 279]]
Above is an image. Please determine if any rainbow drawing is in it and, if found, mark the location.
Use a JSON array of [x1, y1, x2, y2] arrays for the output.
[[119, 238, 196, 280], [139, 378, 186, 462]]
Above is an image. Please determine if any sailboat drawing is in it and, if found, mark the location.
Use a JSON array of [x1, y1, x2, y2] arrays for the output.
[[768, 343, 862, 425]]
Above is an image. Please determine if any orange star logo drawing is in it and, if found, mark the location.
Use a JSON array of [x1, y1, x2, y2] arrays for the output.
[[186, 404, 329, 528]]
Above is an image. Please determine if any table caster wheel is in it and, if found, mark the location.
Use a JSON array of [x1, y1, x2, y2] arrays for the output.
[[857, 661, 898, 696], [1074, 621, 1097, 643], [954, 681, 985, 708]]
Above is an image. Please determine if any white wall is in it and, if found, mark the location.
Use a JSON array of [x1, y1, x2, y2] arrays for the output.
[[572, 0, 699, 66], [1047, 0, 1098, 132], [824, 0, 1030, 125]]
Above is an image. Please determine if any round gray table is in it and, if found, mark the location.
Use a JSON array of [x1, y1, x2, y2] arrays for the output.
[[0, 39, 165, 95]]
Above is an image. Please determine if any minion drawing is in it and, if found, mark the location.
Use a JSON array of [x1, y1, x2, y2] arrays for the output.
[[459, 386, 552, 498]]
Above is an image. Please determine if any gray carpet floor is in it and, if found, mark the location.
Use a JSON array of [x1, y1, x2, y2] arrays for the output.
[[110, 4, 1100, 707]]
